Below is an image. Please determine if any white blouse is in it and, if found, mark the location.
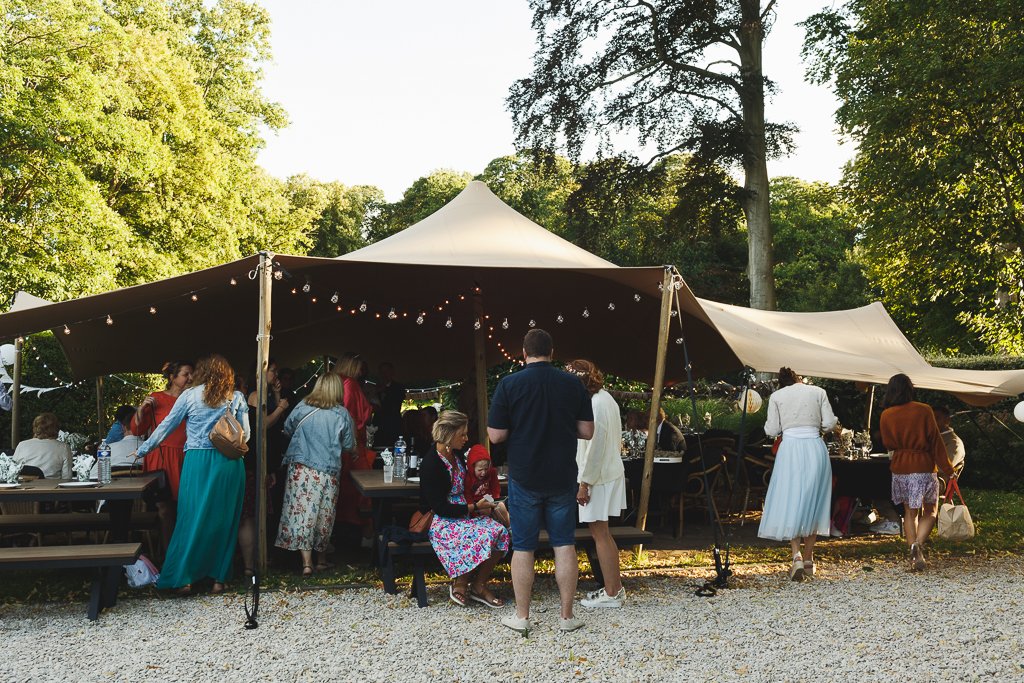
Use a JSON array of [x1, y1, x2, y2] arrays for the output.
[[764, 383, 838, 437], [13, 438, 73, 479]]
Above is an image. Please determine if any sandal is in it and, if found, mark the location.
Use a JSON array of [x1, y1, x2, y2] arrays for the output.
[[469, 585, 505, 609], [302, 565, 314, 577], [449, 583, 468, 607], [211, 582, 225, 595]]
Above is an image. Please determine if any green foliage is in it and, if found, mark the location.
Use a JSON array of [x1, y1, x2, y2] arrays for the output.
[[803, 1, 1024, 353], [0, 0, 310, 306], [476, 151, 577, 236], [770, 177, 870, 311], [285, 175, 383, 257]]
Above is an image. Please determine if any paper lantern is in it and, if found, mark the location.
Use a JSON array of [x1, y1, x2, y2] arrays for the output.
[[0, 344, 15, 367], [738, 389, 763, 413], [1014, 400, 1024, 423]]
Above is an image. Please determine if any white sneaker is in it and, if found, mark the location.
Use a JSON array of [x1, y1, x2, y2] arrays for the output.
[[559, 616, 585, 632], [870, 520, 901, 535], [581, 587, 625, 608], [501, 614, 530, 635]]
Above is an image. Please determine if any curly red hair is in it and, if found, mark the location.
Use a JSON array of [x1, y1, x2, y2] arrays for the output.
[[192, 354, 235, 407], [566, 359, 604, 395]]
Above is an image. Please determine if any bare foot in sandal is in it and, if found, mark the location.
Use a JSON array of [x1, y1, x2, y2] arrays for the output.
[[469, 584, 505, 609]]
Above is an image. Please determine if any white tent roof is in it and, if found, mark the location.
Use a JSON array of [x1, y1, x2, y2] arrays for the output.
[[698, 298, 1024, 406], [338, 181, 615, 268]]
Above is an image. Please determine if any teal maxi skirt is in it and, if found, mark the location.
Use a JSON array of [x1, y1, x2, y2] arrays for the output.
[[156, 448, 245, 588]]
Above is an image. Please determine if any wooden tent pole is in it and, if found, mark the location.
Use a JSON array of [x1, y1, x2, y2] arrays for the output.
[[636, 267, 674, 532], [95, 376, 105, 435], [472, 289, 489, 449], [254, 251, 274, 575], [10, 337, 22, 449]]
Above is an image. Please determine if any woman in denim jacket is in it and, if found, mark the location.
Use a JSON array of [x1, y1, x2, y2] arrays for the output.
[[275, 373, 356, 574], [135, 354, 249, 594]]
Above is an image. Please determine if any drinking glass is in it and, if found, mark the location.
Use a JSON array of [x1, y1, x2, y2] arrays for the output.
[[383, 465, 394, 484]]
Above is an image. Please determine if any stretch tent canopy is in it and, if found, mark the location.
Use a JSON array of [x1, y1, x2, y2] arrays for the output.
[[0, 182, 740, 384], [698, 298, 1024, 406]]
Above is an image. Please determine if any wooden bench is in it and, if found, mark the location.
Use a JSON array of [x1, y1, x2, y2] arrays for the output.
[[381, 526, 654, 607], [0, 511, 159, 534], [0, 543, 142, 620]]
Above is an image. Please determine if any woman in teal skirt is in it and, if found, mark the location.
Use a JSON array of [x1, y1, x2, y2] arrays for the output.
[[135, 354, 249, 594]]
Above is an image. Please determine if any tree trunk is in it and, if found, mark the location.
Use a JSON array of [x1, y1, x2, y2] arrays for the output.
[[738, 0, 776, 311]]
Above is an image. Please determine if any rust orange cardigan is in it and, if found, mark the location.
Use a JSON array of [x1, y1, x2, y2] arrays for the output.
[[879, 401, 954, 477]]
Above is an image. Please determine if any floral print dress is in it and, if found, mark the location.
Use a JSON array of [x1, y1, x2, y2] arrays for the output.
[[428, 455, 510, 578]]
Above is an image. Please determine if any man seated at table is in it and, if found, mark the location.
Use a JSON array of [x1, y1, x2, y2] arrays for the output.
[[105, 405, 136, 444], [933, 405, 965, 473], [656, 408, 685, 451]]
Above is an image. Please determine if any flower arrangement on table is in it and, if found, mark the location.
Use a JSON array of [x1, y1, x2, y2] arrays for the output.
[[0, 453, 23, 483]]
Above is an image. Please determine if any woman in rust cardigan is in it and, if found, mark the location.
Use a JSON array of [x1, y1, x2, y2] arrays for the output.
[[879, 374, 955, 571]]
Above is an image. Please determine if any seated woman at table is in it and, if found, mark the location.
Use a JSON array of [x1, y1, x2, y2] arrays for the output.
[[134, 354, 249, 595], [880, 374, 954, 572], [275, 373, 355, 575], [420, 410, 509, 608], [13, 413, 72, 479], [758, 367, 840, 581]]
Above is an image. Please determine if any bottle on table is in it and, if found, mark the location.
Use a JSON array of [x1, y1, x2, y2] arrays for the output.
[[407, 438, 419, 478], [393, 435, 407, 481], [97, 439, 112, 484]]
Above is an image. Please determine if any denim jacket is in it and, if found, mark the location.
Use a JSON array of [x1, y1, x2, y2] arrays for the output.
[[137, 386, 249, 457], [281, 401, 355, 477]]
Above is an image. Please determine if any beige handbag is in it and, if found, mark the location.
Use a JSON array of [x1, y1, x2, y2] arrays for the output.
[[210, 405, 248, 460], [937, 478, 975, 541]]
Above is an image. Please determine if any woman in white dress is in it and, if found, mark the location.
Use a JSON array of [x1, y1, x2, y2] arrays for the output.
[[567, 360, 627, 609], [758, 367, 839, 581]]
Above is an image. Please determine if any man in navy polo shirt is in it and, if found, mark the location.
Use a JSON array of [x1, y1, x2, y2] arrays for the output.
[[488, 329, 595, 634]]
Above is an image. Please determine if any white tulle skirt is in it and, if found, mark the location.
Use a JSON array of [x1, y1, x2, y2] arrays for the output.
[[758, 429, 832, 541]]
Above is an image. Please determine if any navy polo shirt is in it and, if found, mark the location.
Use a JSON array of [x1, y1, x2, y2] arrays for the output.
[[487, 361, 594, 492]]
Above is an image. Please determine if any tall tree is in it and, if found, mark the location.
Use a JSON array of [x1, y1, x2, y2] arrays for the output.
[[366, 170, 472, 243], [476, 151, 577, 237], [285, 175, 383, 257], [508, 0, 793, 310], [803, 1, 1024, 353]]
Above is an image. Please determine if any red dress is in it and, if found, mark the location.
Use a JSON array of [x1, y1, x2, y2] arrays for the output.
[[131, 391, 187, 500], [338, 377, 374, 526]]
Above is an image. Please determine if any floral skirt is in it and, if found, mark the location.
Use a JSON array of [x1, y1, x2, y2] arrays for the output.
[[892, 472, 939, 509], [275, 463, 340, 552], [429, 515, 509, 578]]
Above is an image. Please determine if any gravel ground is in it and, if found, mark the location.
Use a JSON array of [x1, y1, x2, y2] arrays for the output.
[[2, 556, 1023, 682]]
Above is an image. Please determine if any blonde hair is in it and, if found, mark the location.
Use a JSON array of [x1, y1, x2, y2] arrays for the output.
[[335, 353, 361, 379], [32, 412, 60, 440], [304, 372, 344, 409], [431, 410, 468, 446], [192, 354, 235, 407]]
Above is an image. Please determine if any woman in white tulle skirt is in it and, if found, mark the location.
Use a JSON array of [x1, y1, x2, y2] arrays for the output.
[[758, 367, 839, 581]]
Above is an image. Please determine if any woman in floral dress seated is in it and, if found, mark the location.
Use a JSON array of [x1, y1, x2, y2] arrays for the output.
[[419, 410, 509, 608]]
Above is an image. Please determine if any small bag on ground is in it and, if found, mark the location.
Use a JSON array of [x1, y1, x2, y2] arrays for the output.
[[124, 554, 160, 588], [937, 478, 975, 541]]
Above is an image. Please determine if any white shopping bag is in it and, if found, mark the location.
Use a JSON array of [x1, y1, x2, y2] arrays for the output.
[[937, 478, 975, 542]]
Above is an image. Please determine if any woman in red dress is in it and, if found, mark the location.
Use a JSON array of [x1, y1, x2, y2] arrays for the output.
[[335, 354, 374, 539], [132, 360, 193, 544]]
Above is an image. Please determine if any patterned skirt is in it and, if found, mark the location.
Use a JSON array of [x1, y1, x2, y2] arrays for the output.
[[892, 472, 939, 509], [275, 463, 340, 552], [429, 515, 510, 578]]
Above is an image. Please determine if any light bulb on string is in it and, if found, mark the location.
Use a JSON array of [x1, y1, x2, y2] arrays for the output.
[[556, 313, 564, 324], [582, 308, 590, 318], [445, 317, 453, 329], [63, 325, 71, 335], [311, 297, 317, 303], [474, 319, 481, 330], [529, 319, 536, 328], [191, 293, 198, 302], [149, 306, 157, 314], [230, 277, 237, 286], [502, 318, 509, 329], [106, 315, 114, 326], [676, 338, 684, 344], [273, 270, 283, 281], [416, 314, 425, 325], [330, 292, 339, 304], [634, 294, 642, 302], [291, 288, 297, 295], [359, 300, 368, 312], [608, 302, 616, 311], [302, 283, 311, 293], [658, 282, 664, 291], [670, 310, 678, 317], [388, 308, 398, 320]]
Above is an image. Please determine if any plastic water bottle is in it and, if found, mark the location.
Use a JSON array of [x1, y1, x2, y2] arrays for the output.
[[394, 435, 407, 481], [97, 440, 112, 484]]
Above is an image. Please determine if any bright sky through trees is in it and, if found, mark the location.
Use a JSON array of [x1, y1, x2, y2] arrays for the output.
[[256, 1, 853, 201]]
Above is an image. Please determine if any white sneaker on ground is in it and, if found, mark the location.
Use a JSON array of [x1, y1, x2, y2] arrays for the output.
[[581, 587, 626, 608], [870, 520, 901, 535], [501, 614, 530, 635], [559, 616, 585, 632]]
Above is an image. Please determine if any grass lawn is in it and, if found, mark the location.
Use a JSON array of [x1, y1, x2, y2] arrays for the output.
[[1, 486, 1020, 606]]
